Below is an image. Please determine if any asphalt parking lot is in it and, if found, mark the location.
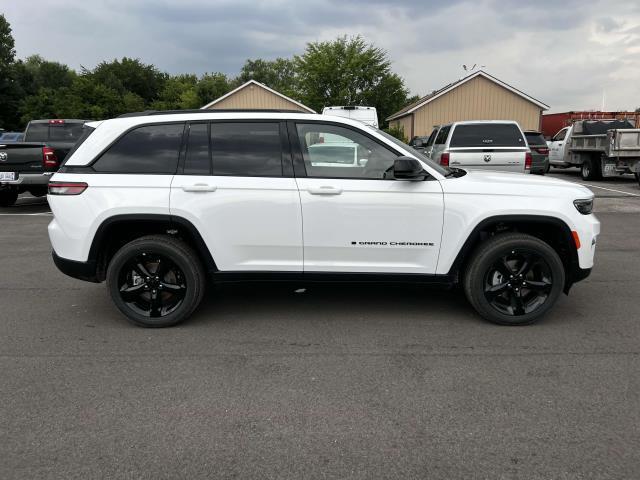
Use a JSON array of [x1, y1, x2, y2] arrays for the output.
[[1, 169, 639, 479]]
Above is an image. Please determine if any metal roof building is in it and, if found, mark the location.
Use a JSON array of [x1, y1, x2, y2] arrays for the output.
[[387, 71, 549, 139]]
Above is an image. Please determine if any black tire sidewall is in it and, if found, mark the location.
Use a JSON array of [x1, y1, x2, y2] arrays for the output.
[[106, 238, 203, 327], [465, 235, 565, 326], [0, 189, 18, 207]]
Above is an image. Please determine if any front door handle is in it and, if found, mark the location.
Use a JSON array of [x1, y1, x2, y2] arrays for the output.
[[307, 186, 343, 195], [182, 184, 217, 192]]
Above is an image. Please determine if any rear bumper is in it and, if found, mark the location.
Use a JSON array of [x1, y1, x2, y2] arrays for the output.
[[0, 172, 53, 186], [52, 251, 99, 283]]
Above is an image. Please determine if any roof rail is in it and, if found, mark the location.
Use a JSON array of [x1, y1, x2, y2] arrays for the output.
[[117, 109, 311, 118]]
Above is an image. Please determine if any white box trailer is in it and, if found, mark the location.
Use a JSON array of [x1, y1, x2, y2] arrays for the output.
[[322, 106, 379, 128]]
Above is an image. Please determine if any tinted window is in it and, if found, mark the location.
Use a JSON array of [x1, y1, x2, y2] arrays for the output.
[[49, 123, 85, 141], [524, 132, 546, 146], [24, 123, 49, 142], [450, 124, 524, 147], [435, 126, 450, 144], [184, 123, 210, 175], [211, 123, 282, 176], [93, 123, 184, 174], [296, 123, 397, 179]]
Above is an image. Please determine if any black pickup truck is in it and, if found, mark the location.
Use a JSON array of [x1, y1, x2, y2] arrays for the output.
[[0, 119, 91, 206]]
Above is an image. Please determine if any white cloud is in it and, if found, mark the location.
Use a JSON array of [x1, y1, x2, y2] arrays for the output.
[[3, 0, 640, 111]]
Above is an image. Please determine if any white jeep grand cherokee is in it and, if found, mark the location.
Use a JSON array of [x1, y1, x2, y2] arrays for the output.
[[47, 110, 599, 327]]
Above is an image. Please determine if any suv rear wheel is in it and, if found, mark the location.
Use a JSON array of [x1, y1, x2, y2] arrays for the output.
[[106, 235, 205, 327], [463, 233, 565, 325]]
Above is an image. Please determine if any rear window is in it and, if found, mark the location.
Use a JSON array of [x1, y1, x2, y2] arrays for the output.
[[25, 122, 86, 142], [450, 124, 525, 147], [49, 123, 85, 141], [93, 123, 184, 174], [524, 132, 546, 146], [24, 124, 49, 142]]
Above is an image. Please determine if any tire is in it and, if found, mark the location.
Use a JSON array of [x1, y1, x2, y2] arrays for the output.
[[581, 156, 602, 181], [106, 235, 205, 327], [28, 187, 47, 197], [0, 189, 18, 207], [634, 172, 640, 185], [463, 233, 565, 326], [544, 162, 551, 174]]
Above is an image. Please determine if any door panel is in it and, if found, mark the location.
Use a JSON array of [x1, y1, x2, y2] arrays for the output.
[[292, 121, 444, 274], [296, 178, 443, 273], [170, 121, 303, 272], [170, 176, 303, 271]]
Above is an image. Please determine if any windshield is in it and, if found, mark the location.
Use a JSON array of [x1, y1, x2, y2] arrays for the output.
[[376, 129, 452, 176]]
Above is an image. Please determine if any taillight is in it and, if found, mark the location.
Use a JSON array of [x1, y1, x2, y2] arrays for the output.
[[48, 181, 88, 195], [534, 146, 549, 155], [440, 152, 450, 166], [525, 152, 532, 170], [42, 147, 58, 168]]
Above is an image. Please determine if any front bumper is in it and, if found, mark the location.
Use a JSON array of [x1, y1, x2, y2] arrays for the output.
[[52, 251, 99, 283]]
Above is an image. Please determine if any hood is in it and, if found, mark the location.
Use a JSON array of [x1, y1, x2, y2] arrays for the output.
[[442, 169, 594, 199]]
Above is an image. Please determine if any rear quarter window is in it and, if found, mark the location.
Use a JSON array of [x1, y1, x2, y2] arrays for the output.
[[93, 123, 184, 174], [450, 124, 525, 147]]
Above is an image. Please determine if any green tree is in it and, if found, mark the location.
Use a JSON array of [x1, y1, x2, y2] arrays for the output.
[[238, 58, 298, 98], [89, 57, 166, 103], [196, 72, 233, 106], [295, 36, 410, 126], [0, 14, 20, 129]]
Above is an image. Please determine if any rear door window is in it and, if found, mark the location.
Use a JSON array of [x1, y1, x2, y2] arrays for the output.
[[450, 124, 525, 147], [93, 123, 184, 174], [211, 122, 283, 177], [183, 123, 211, 175]]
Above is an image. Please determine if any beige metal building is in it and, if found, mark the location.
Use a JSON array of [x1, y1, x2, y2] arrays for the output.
[[201, 79, 315, 113], [387, 71, 548, 139]]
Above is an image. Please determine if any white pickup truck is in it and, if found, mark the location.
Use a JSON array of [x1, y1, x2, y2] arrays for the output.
[[547, 119, 640, 183]]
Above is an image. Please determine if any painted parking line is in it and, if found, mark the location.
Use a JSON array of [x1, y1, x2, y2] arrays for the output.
[[581, 183, 640, 197]]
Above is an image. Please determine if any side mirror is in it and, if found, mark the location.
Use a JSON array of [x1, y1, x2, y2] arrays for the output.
[[393, 156, 428, 180]]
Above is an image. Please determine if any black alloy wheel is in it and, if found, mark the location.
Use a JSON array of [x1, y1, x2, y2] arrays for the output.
[[483, 249, 553, 317], [464, 233, 565, 325], [118, 253, 187, 318], [107, 235, 205, 327]]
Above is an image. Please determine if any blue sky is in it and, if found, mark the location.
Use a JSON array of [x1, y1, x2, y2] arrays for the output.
[[3, 0, 640, 112]]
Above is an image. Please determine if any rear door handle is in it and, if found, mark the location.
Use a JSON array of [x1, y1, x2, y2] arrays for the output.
[[307, 186, 343, 195], [182, 183, 217, 192]]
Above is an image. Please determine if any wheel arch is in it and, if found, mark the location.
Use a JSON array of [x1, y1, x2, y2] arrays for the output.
[[447, 215, 580, 293], [88, 214, 217, 281]]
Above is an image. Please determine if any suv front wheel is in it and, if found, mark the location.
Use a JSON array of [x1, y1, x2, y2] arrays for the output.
[[463, 233, 565, 325], [106, 235, 205, 327]]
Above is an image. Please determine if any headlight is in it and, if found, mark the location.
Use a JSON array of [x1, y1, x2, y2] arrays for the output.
[[574, 198, 593, 215]]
